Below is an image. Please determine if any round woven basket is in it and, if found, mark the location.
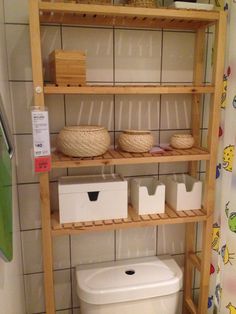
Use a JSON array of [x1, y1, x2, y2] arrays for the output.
[[128, 0, 157, 7], [118, 130, 154, 153], [57, 125, 110, 157], [170, 134, 194, 149]]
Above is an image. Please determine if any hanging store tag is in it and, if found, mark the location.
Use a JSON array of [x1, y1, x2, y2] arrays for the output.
[[31, 109, 51, 173]]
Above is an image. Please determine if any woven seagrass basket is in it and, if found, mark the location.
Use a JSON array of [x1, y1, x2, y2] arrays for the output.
[[118, 130, 154, 153], [128, 0, 157, 8], [57, 125, 110, 157], [170, 134, 194, 149]]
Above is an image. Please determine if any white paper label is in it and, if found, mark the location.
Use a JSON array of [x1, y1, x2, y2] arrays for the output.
[[31, 110, 50, 157]]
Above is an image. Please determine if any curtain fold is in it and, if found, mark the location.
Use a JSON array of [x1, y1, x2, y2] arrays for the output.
[[209, 2, 236, 313]]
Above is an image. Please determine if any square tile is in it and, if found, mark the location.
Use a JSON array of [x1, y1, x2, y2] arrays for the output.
[[157, 224, 186, 255], [202, 94, 210, 129], [4, 0, 29, 23], [162, 31, 195, 83], [116, 163, 159, 177], [21, 230, 70, 273], [68, 165, 115, 177], [6, 24, 32, 81], [18, 183, 41, 230], [21, 230, 43, 274], [56, 310, 73, 314], [205, 33, 214, 83], [62, 27, 113, 82], [6, 25, 61, 81], [24, 273, 45, 313], [65, 95, 114, 130], [115, 29, 162, 83], [54, 270, 72, 310], [116, 227, 156, 260], [71, 231, 115, 266], [10, 82, 65, 134], [15, 135, 39, 184], [115, 95, 160, 131], [71, 269, 80, 309], [160, 95, 191, 130]]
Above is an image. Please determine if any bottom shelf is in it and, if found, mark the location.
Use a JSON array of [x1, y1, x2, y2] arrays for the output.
[[51, 205, 207, 236]]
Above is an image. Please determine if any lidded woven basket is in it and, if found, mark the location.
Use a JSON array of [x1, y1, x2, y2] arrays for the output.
[[170, 134, 194, 149], [118, 129, 154, 153], [128, 0, 157, 8], [57, 125, 110, 157]]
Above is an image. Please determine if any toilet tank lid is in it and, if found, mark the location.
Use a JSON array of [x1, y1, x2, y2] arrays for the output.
[[76, 256, 183, 305]]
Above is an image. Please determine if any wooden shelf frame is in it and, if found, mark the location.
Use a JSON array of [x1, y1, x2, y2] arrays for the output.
[[44, 84, 215, 95], [28, 1, 227, 313], [51, 205, 207, 236], [39, 1, 220, 30], [52, 147, 210, 169]]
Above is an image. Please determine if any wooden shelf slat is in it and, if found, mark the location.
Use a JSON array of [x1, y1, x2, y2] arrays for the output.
[[51, 147, 210, 169], [39, 2, 220, 30], [51, 205, 207, 236], [44, 84, 215, 95]]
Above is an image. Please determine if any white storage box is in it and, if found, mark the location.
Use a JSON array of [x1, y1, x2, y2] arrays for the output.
[[58, 174, 127, 223], [165, 174, 202, 211], [130, 177, 165, 215], [76, 256, 183, 314]]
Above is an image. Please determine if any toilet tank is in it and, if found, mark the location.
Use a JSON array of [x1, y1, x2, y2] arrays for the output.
[[76, 256, 183, 314]]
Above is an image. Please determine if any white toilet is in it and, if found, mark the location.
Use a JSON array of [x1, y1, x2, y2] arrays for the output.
[[76, 256, 183, 314]]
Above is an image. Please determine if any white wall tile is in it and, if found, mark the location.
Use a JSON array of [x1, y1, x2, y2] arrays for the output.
[[21, 230, 43, 274], [115, 29, 161, 83], [202, 94, 210, 129], [24, 273, 45, 313], [6, 24, 32, 81], [6, 25, 61, 81], [71, 269, 79, 308], [21, 230, 70, 274], [4, 0, 29, 23], [71, 231, 115, 266], [66, 95, 114, 130], [116, 163, 159, 177], [15, 134, 39, 184], [10, 82, 65, 134], [205, 33, 214, 83], [25, 270, 72, 313], [116, 227, 156, 260], [54, 270, 72, 310], [162, 31, 195, 83], [160, 95, 191, 130], [56, 310, 73, 314], [115, 95, 160, 131], [157, 224, 186, 255], [62, 27, 113, 82], [18, 183, 41, 230]]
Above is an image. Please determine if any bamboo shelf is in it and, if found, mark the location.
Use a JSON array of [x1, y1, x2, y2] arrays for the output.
[[52, 147, 210, 169], [44, 84, 215, 95], [39, 2, 219, 30], [29, 1, 227, 313], [51, 205, 207, 236]]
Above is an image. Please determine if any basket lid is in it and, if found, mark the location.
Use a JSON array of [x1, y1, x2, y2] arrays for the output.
[[123, 129, 151, 135], [62, 125, 106, 132]]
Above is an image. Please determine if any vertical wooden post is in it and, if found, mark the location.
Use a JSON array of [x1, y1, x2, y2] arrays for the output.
[[198, 11, 227, 314], [29, 1, 55, 313], [183, 27, 206, 314]]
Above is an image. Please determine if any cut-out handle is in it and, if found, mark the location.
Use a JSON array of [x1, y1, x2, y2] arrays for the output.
[[87, 191, 99, 202]]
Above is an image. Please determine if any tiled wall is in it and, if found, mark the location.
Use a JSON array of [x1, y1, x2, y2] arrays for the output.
[[4, 0, 213, 313], [0, 0, 26, 313]]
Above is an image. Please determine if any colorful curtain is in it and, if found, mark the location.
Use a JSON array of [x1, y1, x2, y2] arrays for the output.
[[209, 2, 236, 313]]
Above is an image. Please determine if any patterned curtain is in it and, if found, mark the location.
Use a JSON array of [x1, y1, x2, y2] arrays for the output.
[[209, 2, 236, 313]]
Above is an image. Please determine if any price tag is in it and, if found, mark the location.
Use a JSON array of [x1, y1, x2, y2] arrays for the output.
[[31, 109, 51, 173]]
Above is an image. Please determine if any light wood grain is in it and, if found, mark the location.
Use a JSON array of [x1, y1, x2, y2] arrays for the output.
[[44, 84, 215, 95]]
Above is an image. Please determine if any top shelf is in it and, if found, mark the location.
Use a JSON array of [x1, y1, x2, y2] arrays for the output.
[[39, 1, 221, 30]]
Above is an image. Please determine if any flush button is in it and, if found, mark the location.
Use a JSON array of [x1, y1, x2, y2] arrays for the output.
[[125, 270, 135, 275]]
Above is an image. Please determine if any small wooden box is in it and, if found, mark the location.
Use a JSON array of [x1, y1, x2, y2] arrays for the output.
[[49, 50, 86, 86]]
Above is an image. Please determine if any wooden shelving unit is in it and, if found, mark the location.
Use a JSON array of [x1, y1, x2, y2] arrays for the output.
[[29, 1, 227, 314]]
